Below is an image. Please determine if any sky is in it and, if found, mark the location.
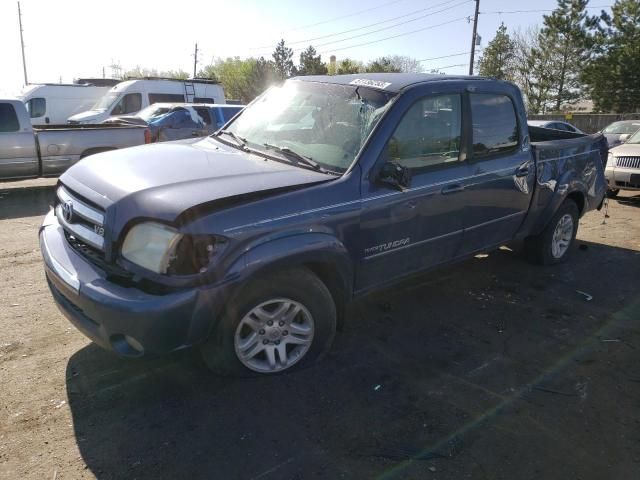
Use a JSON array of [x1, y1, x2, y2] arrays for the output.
[[0, 0, 614, 96]]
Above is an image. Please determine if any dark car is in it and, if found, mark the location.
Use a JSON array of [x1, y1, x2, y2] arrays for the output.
[[602, 120, 640, 149], [40, 74, 607, 376]]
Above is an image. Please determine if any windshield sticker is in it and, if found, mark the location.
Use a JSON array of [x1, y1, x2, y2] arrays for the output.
[[349, 78, 392, 90]]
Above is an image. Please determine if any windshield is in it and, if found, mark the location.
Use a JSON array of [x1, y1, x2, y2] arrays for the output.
[[603, 122, 640, 134], [91, 92, 120, 111], [627, 129, 640, 144], [224, 80, 395, 173], [137, 105, 173, 121]]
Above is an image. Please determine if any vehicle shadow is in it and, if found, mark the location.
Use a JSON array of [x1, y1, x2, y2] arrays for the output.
[[66, 241, 640, 479], [0, 186, 55, 220], [614, 193, 640, 208]]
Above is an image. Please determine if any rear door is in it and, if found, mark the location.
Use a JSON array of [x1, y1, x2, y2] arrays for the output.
[[358, 89, 470, 291], [0, 102, 38, 179], [459, 91, 534, 256]]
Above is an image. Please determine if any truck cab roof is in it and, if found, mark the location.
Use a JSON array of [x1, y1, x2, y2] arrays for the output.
[[293, 73, 499, 93]]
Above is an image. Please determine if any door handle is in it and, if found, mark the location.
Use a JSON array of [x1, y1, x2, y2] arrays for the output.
[[406, 200, 417, 209], [515, 166, 530, 177], [441, 184, 465, 195]]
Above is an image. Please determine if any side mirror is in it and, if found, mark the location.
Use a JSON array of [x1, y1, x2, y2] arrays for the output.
[[379, 162, 412, 191], [619, 134, 630, 143]]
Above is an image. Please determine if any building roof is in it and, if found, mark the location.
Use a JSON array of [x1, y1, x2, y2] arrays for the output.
[[294, 72, 493, 93]]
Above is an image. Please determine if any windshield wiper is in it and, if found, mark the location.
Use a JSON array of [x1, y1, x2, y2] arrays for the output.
[[262, 143, 328, 172], [215, 130, 248, 149]]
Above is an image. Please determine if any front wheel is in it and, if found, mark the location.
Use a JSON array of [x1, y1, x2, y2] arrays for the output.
[[525, 199, 579, 265], [200, 268, 336, 376]]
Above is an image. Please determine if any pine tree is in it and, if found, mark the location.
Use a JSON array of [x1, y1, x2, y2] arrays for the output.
[[272, 40, 296, 80], [298, 46, 328, 76], [478, 23, 516, 80], [537, 0, 593, 111], [583, 0, 640, 112]]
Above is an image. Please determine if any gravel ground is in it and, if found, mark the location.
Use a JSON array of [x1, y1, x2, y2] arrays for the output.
[[1, 183, 639, 480]]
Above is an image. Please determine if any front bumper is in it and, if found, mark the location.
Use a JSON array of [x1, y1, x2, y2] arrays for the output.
[[39, 210, 219, 357], [605, 165, 640, 191]]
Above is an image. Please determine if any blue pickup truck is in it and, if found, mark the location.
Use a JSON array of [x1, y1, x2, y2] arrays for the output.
[[40, 73, 607, 376]]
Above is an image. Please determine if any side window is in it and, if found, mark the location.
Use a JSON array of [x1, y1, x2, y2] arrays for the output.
[[221, 107, 241, 122], [148, 93, 185, 104], [111, 93, 142, 115], [194, 97, 214, 103], [0, 104, 20, 132], [385, 94, 462, 171], [27, 98, 46, 118], [194, 107, 212, 125], [470, 94, 519, 158]]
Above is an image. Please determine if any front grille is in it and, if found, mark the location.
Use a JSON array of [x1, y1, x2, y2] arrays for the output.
[[56, 185, 106, 252], [616, 156, 640, 169]]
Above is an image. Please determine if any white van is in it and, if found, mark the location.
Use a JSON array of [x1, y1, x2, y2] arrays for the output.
[[68, 78, 226, 124], [18, 80, 118, 125]]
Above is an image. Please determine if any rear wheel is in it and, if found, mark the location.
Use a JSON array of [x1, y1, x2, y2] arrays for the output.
[[525, 199, 579, 265], [200, 268, 336, 376]]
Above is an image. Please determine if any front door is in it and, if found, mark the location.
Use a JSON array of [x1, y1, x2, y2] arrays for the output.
[[357, 92, 469, 292], [0, 103, 38, 179]]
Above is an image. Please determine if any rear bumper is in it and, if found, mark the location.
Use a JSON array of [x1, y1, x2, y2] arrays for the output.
[[39, 210, 221, 356], [605, 165, 640, 191]]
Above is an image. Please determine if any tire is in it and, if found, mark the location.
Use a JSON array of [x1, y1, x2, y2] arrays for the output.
[[525, 199, 579, 265], [200, 268, 337, 376], [607, 189, 620, 198]]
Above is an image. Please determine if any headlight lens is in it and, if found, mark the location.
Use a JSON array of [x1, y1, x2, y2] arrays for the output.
[[608, 153, 616, 166], [121, 222, 183, 274]]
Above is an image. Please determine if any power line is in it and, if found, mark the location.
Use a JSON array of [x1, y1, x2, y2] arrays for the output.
[[480, 5, 613, 15], [299, 0, 471, 52], [428, 63, 468, 70], [417, 51, 469, 62], [285, 0, 408, 33], [252, 0, 470, 49], [319, 16, 470, 55]]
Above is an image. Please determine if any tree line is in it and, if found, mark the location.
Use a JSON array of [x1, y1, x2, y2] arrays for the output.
[[478, 0, 640, 113]]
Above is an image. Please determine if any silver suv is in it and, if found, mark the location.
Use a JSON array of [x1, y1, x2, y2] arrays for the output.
[[606, 128, 640, 197]]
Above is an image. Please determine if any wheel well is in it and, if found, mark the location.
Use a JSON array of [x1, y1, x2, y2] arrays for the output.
[[80, 147, 116, 159], [303, 262, 350, 330], [566, 191, 585, 215]]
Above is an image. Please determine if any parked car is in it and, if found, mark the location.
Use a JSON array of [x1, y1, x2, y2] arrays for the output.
[[528, 120, 584, 134], [601, 120, 640, 149], [40, 74, 607, 376], [605, 127, 640, 197], [0, 99, 150, 180], [18, 80, 118, 125], [67, 78, 225, 124], [105, 103, 244, 142]]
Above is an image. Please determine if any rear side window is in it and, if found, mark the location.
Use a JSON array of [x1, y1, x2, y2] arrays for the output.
[[0, 104, 20, 132], [149, 93, 186, 104], [385, 94, 462, 171], [27, 98, 46, 118], [470, 94, 519, 158], [194, 97, 214, 103]]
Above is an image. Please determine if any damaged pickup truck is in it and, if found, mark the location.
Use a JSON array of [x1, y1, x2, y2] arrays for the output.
[[40, 73, 607, 375]]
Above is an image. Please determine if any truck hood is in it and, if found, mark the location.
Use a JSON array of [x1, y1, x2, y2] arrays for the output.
[[60, 137, 333, 230], [611, 143, 640, 156]]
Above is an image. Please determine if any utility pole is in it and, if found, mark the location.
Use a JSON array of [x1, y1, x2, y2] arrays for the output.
[[468, 0, 480, 76], [17, 1, 28, 85], [193, 43, 198, 78]]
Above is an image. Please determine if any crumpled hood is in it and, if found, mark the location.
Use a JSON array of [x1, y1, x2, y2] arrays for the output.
[[60, 137, 332, 232], [67, 110, 105, 123]]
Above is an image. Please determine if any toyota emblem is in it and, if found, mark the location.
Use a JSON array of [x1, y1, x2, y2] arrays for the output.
[[62, 200, 74, 223]]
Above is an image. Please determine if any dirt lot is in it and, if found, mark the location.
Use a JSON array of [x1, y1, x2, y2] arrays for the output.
[[1, 182, 639, 480]]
